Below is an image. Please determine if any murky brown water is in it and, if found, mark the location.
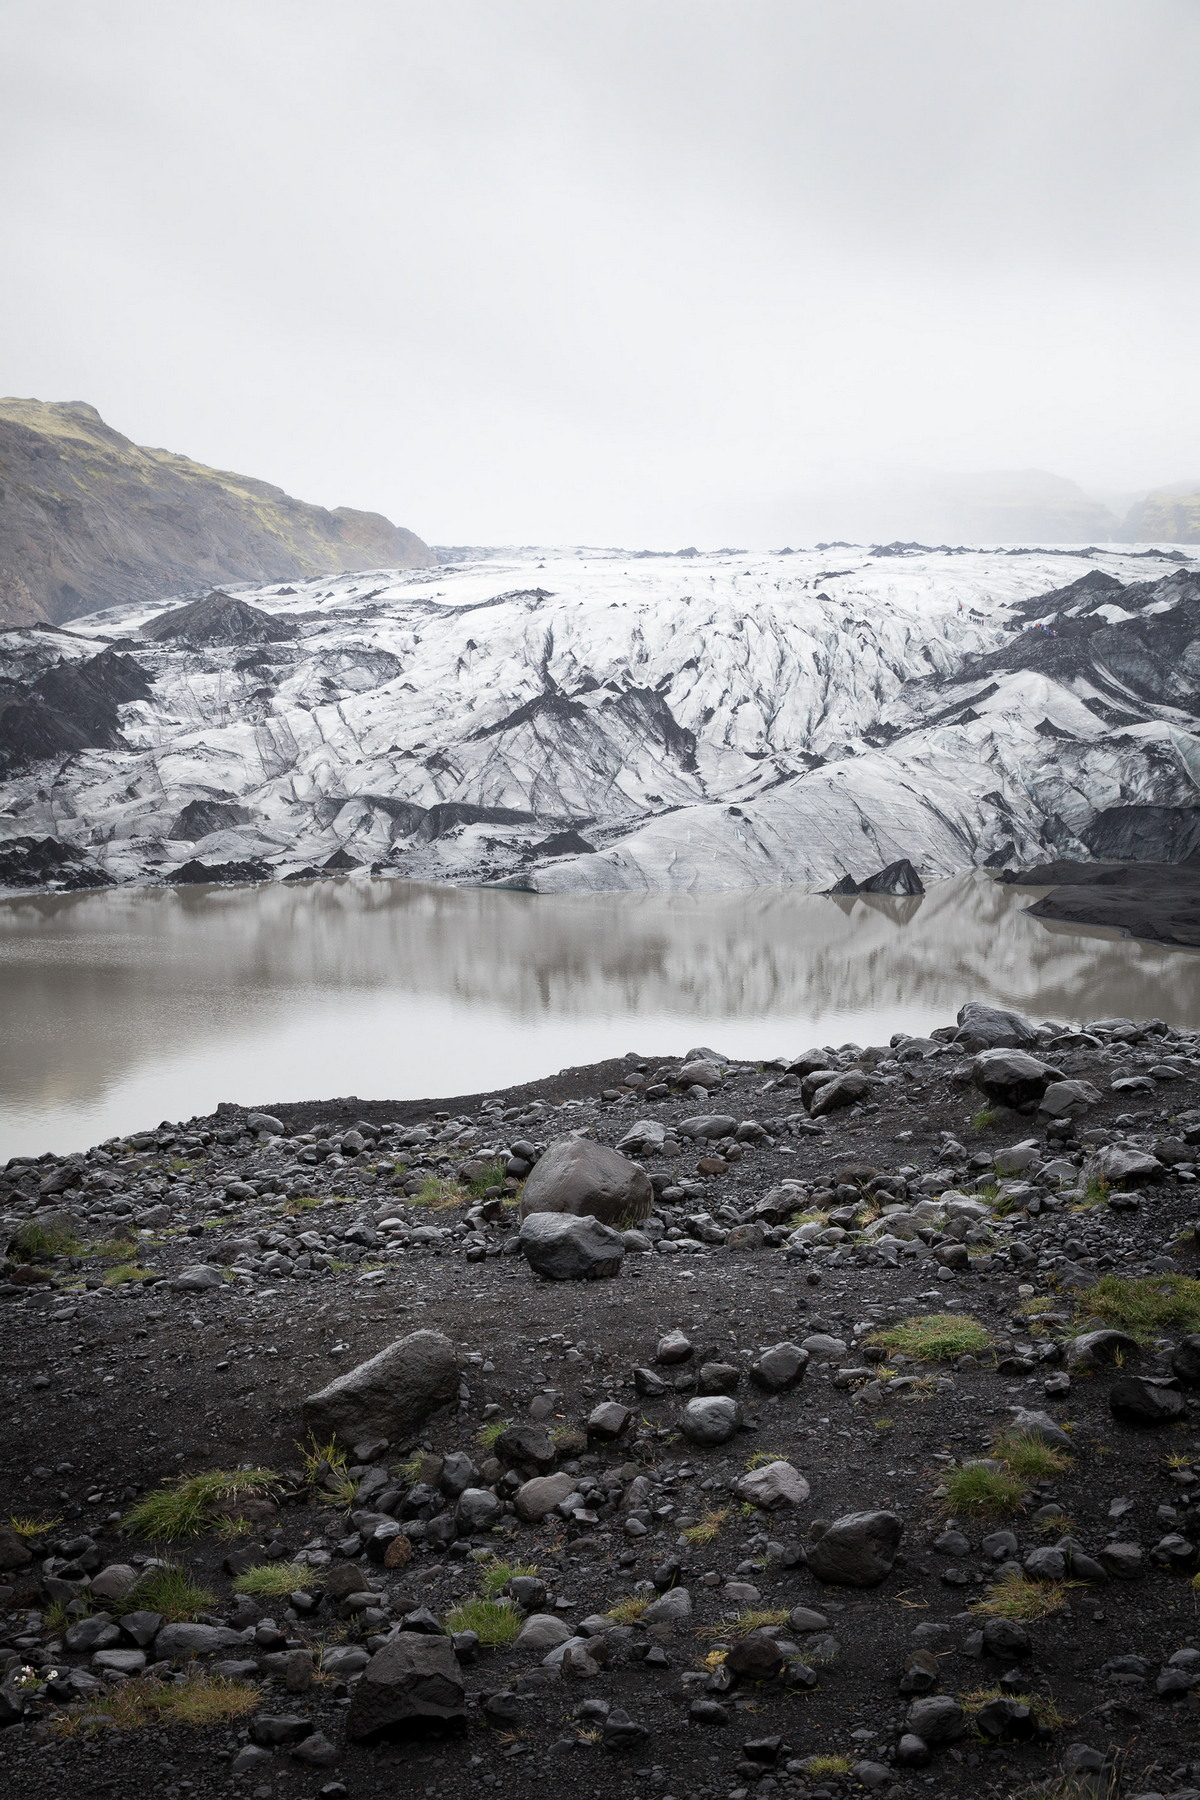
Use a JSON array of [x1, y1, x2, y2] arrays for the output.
[[2, 871, 1198, 1158]]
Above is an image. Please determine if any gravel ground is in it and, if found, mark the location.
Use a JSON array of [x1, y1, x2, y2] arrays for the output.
[[3, 1008, 1200, 1800]]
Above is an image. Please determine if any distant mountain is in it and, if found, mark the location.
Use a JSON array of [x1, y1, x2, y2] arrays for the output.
[[1122, 483, 1200, 544], [0, 398, 433, 629]]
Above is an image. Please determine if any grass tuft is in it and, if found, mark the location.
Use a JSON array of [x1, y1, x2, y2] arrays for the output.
[[479, 1558, 539, 1599], [682, 1508, 730, 1546], [1082, 1273, 1200, 1343], [971, 1108, 1000, 1132], [104, 1262, 155, 1286], [444, 1597, 521, 1646], [605, 1595, 649, 1625], [804, 1754, 852, 1777], [121, 1468, 277, 1542], [9, 1219, 83, 1260], [744, 1449, 787, 1471], [8, 1512, 62, 1538], [962, 1686, 1068, 1731], [297, 1435, 357, 1506], [464, 1158, 509, 1197], [703, 1607, 789, 1640], [232, 1561, 311, 1599], [870, 1314, 992, 1362], [971, 1572, 1078, 1620], [115, 1564, 216, 1622], [993, 1430, 1072, 1481], [477, 1417, 511, 1453], [942, 1464, 1026, 1517], [410, 1175, 466, 1210], [50, 1674, 260, 1737]]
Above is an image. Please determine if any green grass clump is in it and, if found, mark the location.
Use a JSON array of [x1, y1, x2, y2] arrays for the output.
[[444, 1597, 521, 1646], [605, 1595, 649, 1625], [962, 1686, 1067, 1731], [870, 1314, 992, 1361], [116, 1564, 216, 1621], [1083, 1273, 1200, 1343], [8, 1512, 62, 1538], [993, 1430, 1072, 1481], [703, 1607, 789, 1640], [803, 1754, 852, 1776], [50, 1674, 260, 1737], [464, 1158, 509, 1197], [972, 1108, 1000, 1132], [744, 1448, 787, 1471], [971, 1572, 1078, 1620], [682, 1508, 730, 1546], [298, 1435, 357, 1506], [477, 1417, 511, 1453], [479, 1558, 539, 1599], [410, 1175, 466, 1210], [231, 1560, 311, 1599], [942, 1464, 1026, 1517], [121, 1468, 277, 1542], [9, 1219, 83, 1260], [104, 1262, 155, 1286]]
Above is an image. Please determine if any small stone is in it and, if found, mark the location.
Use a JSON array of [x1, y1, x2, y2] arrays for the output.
[[679, 1396, 740, 1446], [735, 1460, 811, 1509]]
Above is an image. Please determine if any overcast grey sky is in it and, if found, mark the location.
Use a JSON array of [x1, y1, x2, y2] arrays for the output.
[[3, 0, 1198, 545]]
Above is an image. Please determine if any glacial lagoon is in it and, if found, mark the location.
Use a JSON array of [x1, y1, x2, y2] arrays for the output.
[[3, 870, 1200, 1159]]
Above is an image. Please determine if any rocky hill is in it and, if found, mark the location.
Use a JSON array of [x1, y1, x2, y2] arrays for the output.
[[1122, 484, 1200, 545], [0, 398, 433, 629]]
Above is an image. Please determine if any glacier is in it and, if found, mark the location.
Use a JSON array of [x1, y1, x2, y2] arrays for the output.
[[1, 542, 1199, 894]]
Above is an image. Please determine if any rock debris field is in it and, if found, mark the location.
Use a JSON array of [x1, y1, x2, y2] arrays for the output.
[[4, 1003, 1200, 1800]]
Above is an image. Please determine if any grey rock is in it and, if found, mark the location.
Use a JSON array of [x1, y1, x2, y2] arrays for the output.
[[1065, 1330, 1140, 1372], [679, 1395, 741, 1446], [1007, 1407, 1073, 1449], [656, 1329, 694, 1363], [972, 1049, 1060, 1108], [250, 1713, 315, 1745], [735, 1460, 811, 1509], [807, 1511, 902, 1587], [347, 1633, 466, 1737], [1092, 1143, 1164, 1185], [247, 1112, 285, 1135], [494, 1422, 557, 1470], [1098, 1542, 1144, 1579], [808, 1071, 871, 1116], [155, 1622, 245, 1657], [92, 1648, 146, 1675], [321, 1645, 370, 1676], [749, 1342, 809, 1392], [677, 1060, 722, 1089], [515, 1613, 571, 1651], [65, 1617, 120, 1651], [587, 1401, 631, 1441], [725, 1629, 785, 1679], [456, 1487, 503, 1533], [954, 1002, 1039, 1051], [982, 1617, 1031, 1658], [697, 1360, 741, 1394], [303, 1329, 460, 1447], [788, 1606, 830, 1634], [518, 1211, 626, 1280], [642, 1586, 692, 1625], [1109, 1377, 1186, 1425], [291, 1733, 339, 1767], [677, 1114, 737, 1141], [905, 1695, 966, 1742], [1171, 1334, 1200, 1384], [172, 1263, 224, 1291], [88, 1561, 139, 1601], [519, 1134, 651, 1226], [1038, 1080, 1101, 1120], [119, 1610, 163, 1646], [514, 1472, 578, 1521]]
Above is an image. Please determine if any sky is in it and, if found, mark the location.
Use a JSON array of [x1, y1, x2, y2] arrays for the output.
[[2, 0, 1199, 546]]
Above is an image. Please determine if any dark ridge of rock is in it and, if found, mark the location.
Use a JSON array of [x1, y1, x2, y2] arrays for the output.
[[141, 591, 300, 647], [0, 649, 152, 770], [0, 396, 433, 629], [414, 802, 538, 843], [1082, 805, 1200, 863], [359, 796, 429, 836], [1006, 854, 1200, 948], [0, 834, 114, 890], [167, 798, 254, 841], [322, 848, 362, 871], [172, 857, 272, 886], [826, 859, 925, 897], [1010, 569, 1126, 622], [530, 830, 597, 857]]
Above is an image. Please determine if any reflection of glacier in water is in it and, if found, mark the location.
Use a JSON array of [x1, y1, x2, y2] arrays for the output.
[[2, 870, 1199, 1157]]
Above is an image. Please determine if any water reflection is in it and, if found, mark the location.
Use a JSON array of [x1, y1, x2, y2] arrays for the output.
[[2, 871, 1198, 1158]]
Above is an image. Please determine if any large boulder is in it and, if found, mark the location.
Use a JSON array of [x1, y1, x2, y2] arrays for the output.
[[1109, 1377, 1186, 1426], [519, 1134, 651, 1226], [954, 1003, 1039, 1052], [807, 1511, 902, 1587], [679, 1396, 741, 1446], [518, 1212, 625, 1280], [808, 1071, 872, 1117], [735, 1460, 810, 1509], [972, 1050, 1061, 1109], [513, 1473, 577, 1522], [1038, 1080, 1101, 1121], [347, 1632, 467, 1737], [1091, 1143, 1165, 1185], [155, 1622, 245, 1658], [302, 1330, 459, 1448]]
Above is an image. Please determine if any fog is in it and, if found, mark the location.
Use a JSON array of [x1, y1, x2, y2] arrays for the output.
[[3, 0, 1198, 545]]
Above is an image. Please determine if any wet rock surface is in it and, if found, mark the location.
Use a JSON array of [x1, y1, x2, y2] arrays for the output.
[[3, 1009, 1200, 1798]]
